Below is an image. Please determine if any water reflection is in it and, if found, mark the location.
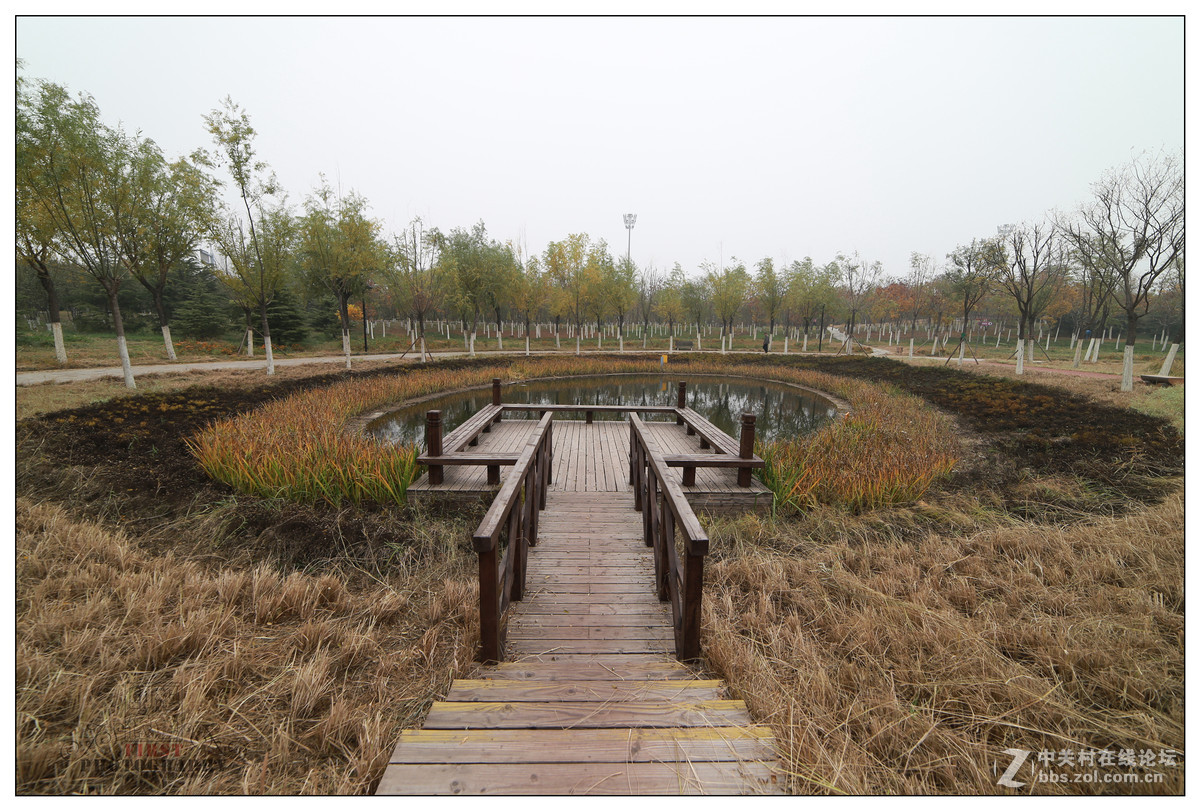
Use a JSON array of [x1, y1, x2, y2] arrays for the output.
[[367, 375, 837, 447]]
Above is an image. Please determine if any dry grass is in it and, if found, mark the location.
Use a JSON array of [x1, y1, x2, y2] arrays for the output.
[[188, 355, 961, 510], [700, 486, 1185, 794], [15, 497, 480, 795], [753, 370, 960, 511]]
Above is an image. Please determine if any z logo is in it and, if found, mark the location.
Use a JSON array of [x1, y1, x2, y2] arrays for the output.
[[997, 748, 1031, 788]]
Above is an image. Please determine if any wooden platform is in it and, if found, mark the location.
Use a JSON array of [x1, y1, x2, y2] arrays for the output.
[[377, 492, 783, 795], [407, 419, 772, 512]]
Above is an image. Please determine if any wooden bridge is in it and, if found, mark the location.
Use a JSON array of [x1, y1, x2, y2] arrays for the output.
[[377, 381, 783, 795]]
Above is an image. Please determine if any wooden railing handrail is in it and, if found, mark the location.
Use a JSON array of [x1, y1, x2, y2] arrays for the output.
[[471, 411, 554, 663], [499, 404, 678, 413], [628, 412, 710, 661], [472, 411, 552, 551], [629, 414, 708, 554]]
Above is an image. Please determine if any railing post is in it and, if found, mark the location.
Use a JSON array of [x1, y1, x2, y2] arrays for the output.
[[478, 545, 500, 664], [680, 550, 704, 661], [426, 410, 443, 485], [676, 381, 686, 425], [738, 413, 756, 487]]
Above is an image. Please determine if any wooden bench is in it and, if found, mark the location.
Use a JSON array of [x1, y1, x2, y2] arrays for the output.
[[503, 404, 675, 424], [676, 407, 741, 455], [674, 340, 693, 350], [673, 407, 763, 487], [441, 404, 504, 452], [419, 404, 505, 485], [1140, 374, 1184, 387]]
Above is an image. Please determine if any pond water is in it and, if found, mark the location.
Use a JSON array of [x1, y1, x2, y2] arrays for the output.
[[367, 375, 838, 448]]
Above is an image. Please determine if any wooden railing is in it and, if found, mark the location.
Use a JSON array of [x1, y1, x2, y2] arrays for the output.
[[628, 413, 710, 661], [471, 411, 554, 664]]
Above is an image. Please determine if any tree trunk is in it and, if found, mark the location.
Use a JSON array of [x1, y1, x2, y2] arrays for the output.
[[339, 296, 353, 370], [361, 296, 369, 353], [36, 268, 68, 363], [106, 286, 136, 389], [244, 309, 254, 357], [151, 290, 177, 361], [1121, 316, 1139, 392], [261, 305, 275, 376]]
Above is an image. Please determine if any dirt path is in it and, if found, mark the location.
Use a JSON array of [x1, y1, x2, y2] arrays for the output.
[[15, 345, 1131, 387]]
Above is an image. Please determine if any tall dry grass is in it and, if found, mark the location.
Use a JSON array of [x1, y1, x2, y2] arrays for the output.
[[188, 356, 961, 511], [16, 497, 480, 794], [751, 370, 960, 511], [701, 487, 1185, 794]]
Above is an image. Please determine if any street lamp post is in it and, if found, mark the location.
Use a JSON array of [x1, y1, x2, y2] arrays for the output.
[[623, 213, 636, 267]]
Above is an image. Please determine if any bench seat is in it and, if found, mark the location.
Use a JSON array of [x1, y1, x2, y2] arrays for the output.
[[441, 404, 504, 453]]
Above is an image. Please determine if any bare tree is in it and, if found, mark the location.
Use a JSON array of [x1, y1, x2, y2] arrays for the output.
[[1059, 219, 1119, 367], [635, 263, 661, 348], [1078, 151, 1184, 390], [906, 252, 936, 333], [1001, 221, 1068, 374], [833, 251, 882, 352], [943, 238, 1007, 365]]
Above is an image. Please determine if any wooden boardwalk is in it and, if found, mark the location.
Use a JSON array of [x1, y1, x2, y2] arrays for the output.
[[407, 419, 773, 512], [378, 491, 783, 795]]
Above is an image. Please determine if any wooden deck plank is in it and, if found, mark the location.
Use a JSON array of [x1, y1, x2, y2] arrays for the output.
[[387, 726, 775, 764], [484, 660, 697, 680], [376, 760, 783, 795], [380, 410, 781, 795], [422, 700, 754, 729], [444, 679, 726, 702]]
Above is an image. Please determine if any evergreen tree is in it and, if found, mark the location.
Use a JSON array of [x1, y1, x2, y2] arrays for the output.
[[265, 286, 310, 346], [174, 287, 233, 339]]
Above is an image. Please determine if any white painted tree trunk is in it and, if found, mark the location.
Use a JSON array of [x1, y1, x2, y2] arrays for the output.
[[908, 338, 914, 358], [497, 332, 503, 350], [576, 335, 581, 355], [696, 331, 701, 351], [1072, 338, 1084, 368], [264, 335, 275, 376], [669, 335, 674, 353], [1121, 345, 1135, 392], [1159, 344, 1180, 376], [1015, 339, 1025, 375], [342, 331, 352, 370], [161, 324, 178, 361], [117, 334, 136, 389], [246, 328, 254, 357], [783, 336, 788, 353], [958, 340, 966, 366], [556, 332, 560, 349], [525, 335, 530, 356], [51, 322, 67, 363], [619, 334, 624, 352], [803, 334, 808, 352], [420, 336, 427, 363]]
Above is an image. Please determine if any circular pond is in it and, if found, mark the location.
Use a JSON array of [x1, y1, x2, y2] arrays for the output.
[[367, 375, 839, 447]]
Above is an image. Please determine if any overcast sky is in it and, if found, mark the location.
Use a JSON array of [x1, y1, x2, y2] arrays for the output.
[[15, 14, 1184, 281]]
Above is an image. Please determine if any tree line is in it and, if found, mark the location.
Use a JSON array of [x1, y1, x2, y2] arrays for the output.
[[17, 74, 1183, 392]]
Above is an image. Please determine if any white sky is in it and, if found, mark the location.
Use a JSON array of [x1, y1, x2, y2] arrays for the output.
[[13, 11, 1185, 281]]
